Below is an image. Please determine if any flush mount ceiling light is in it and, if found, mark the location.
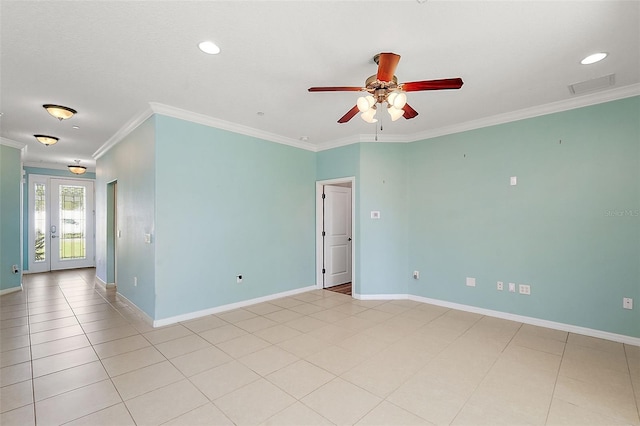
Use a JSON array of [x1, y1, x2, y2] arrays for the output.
[[581, 52, 608, 65], [43, 104, 77, 121], [198, 41, 220, 55], [68, 160, 87, 175], [34, 134, 59, 146]]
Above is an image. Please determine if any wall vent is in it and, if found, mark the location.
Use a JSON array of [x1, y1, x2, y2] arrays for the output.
[[568, 74, 615, 95]]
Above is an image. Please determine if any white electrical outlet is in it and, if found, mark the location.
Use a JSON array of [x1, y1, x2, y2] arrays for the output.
[[466, 277, 476, 287], [519, 284, 531, 295], [236, 275, 243, 284], [508, 282, 516, 293], [497, 281, 503, 291], [413, 271, 420, 279], [623, 298, 633, 310], [510, 176, 517, 186]]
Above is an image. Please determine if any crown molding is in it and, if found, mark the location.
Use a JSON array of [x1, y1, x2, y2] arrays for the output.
[[93, 106, 154, 160], [412, 83, 640, 142], [149, 103, 317, 152], [316, 83, 640, 151], [0, 137, 26, 150], [93, 85, 639, 159], [22, 161, 95, 174]]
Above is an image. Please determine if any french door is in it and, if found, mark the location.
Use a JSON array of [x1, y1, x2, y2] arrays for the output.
[[28, 176, 95, 272]]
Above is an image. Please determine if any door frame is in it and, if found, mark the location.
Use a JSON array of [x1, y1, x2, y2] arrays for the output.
[[27, 174, 96, 273], [315, 177, 356, 291]]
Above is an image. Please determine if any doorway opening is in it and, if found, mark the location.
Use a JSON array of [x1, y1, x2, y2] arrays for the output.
[[315, 177, 355, 295]]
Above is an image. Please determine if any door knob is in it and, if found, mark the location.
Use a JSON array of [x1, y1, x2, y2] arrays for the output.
[[348, 237, 352, 241]]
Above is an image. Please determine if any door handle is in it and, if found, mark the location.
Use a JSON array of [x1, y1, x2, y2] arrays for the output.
[[348, 237, 352, 241], [51, 235, 57, 238]]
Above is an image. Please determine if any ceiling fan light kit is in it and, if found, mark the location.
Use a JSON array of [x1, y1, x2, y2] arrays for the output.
[[309, 52, 463, 124]]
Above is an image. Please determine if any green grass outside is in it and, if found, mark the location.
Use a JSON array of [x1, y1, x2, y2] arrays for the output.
[[60, 238, 86, 259]]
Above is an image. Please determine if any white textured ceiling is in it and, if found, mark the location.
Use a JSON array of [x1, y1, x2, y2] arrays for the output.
[[1, 1, 638, 171]]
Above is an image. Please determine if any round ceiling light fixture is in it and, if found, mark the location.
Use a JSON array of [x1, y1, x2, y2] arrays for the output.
[[34, 134, 59, 146], [68, 160, 87, 175], [43, 104, 77, 121], [580, 52, 608, 65], [198, 41, 221, 55]]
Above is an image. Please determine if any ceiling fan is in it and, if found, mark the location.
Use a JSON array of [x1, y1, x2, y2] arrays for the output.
[[308, 52, 463, 124]]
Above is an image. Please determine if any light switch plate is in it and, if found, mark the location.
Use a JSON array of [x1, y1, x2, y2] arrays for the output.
[[508, 282, 516, 292], [466, 277, 476, 287], [510, 176, 517, 186], [623, 298, 633, 309]]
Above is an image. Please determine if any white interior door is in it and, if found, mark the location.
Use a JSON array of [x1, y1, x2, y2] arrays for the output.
[[29, 176, 95, 272], [323, 185, 352, 287]]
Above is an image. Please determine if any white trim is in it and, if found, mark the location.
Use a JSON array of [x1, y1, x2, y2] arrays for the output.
[[316, 84, 640, 151], [152, 285, 317, 328], [407, 295, 640, 347], [315, 177, 356, 292], [93, 106, 154, 160], [411, 83, 640, 142], [0, 137, 26, 150], [353, 292, 408, 301], [149, 103, 317, 152], [0, 284, 23, 296], [94, 275, 116, 289], [91, 87, 639, 159], [23, 162, 96, 174], [115, 291, 154, 326]]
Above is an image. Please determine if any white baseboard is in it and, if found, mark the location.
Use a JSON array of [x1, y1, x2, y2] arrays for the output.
[[0, 284, 23, 296], [153, 285, 317, 328], [354, 293, 408, 301], [95, 276, 116, 289], [408, 294, 640, 347], [115, 292, 154, 326]]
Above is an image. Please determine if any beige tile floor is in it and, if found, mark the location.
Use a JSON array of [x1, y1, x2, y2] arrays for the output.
[[1, 269, 639, 426]]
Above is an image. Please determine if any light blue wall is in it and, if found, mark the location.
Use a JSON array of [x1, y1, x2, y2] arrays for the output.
[[358, 143, 408, 295], [96, 117, 156, 318], [0, 145, 22, 291], [407, 97, 639, 337], [316, 144, 361, 291], [22, 167, 95, 271], [89, 96, 638, 338], [154, 115, 316, 320]]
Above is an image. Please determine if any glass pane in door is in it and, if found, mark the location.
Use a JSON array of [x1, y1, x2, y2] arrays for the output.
[[34, 183, 46, 262], [59, 185, 86, 260]]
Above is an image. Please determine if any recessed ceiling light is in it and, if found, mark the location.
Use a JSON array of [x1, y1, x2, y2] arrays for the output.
[[198, 41, 220, 55], [72, 125, 80, 130], [300, 136, 309, 142], [257, 111, 265, 116], [581, 52, 607, 65]]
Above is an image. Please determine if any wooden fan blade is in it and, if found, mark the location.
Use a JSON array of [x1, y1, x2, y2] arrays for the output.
[[401, 78, 464, 92], [376, 53, 401, 82], [402, 103, 419, 120], [308, 86, 364, 92], [338, 105, 360, 123]]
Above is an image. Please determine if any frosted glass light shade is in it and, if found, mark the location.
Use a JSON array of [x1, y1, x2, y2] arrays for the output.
[[43, 104, 76, 121], [361, 108, 378, 123], [357, 95, 375, 112], [388, 106, 404, 121], [34, 134, 59, 146]]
